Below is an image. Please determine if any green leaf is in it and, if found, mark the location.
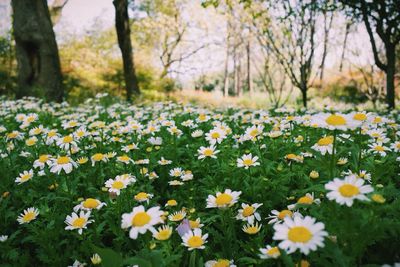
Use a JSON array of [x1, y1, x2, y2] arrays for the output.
[[93, 246, 124, 267]]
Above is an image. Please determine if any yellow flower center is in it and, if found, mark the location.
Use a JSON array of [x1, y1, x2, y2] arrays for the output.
[[213, 259, 230, 267], [78, 158, 88, 164], [339, 184, 359, 197], [286, 154, 296, 160], [317, 136, 333, 146], [373, 117, 382, 123], [242, 206, 254, 217], [118, 155, 130, 161], [167, 200, 177, 206], [250, 129, 259, 137], [21, 174, 32, 181], [72, 217, 87, 228], [374, 146, 385, 152], [215, 193, 233, 206], [171, 213, 185, 221], [297, 196, 313, 205], [371, 194, 385, 203], [211, 132, 220, 139], [7, 132, 18, 138], [63, 136, 73, 143], [26, 138, 37, 146], [278, 210, 293, 220], [112, 181, 124, 190], [198, 114, 206, 121], [26, 116, 35, 123], [48, 131, 56, 137], [244, 225, 260, 234], [326, 114, 346, 126], [92, 153, 104, 161], [353, 113, 367, 121], [57, 156, 70, 164], [155, 229, 172, 240], [203, 149, 214, 156], [267, 247, 280, 256], [288, 226, 312, 243], [135, 192, 148, 200], [39, 155, 49, 163], [189, 220, 200, 229], [187, 236, 204, 248], [83, 198, 99, 209], [243, 158, 253, 166], [131, 212, 151, 227], [23, 212, 36, 222]]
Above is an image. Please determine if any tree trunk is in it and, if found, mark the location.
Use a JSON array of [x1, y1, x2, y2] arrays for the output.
[[246, 39, 251, 96], [223, 51, 229, 97], [113, 0, 140, 101], [301, 88, 307, 108], [386, 45, 396, 109], [11, 0, 64, 102]]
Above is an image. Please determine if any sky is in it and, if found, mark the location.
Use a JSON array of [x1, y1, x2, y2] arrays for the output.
[[0, 0, 374, 85], [56, 0, 114, 33]]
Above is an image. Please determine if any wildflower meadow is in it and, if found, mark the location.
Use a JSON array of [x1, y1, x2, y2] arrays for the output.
[[0, 95, 399, 267]]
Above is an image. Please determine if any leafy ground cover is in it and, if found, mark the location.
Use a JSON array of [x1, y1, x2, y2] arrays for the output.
[[0, 95, 399, 267]]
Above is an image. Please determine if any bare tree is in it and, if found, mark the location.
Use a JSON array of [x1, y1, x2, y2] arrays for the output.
[[254, 1, 318, 108], [341, 0, 400, 109]]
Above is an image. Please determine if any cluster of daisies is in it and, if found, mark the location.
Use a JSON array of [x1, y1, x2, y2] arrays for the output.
[[0, 97, 398, 266]]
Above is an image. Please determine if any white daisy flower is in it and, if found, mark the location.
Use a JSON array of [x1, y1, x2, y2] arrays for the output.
[[325, 176, 374, 207], [205, 128, 227, 145], [33, 154, 52, 169], [197, 145, 220, 160], [237, 153, 260, 169], [134, 192, 153, 203], [17, 207, 39, 224], [104, 177, 130, 195], [259, 245, 281, 259], [273, 215, 328, 255], [169, 167, 184, 177], [0, 235, 8, 242], [191, 129, 203, 138], [267, 209, 295, 225], [368, 142, 390, 156], [181, 228, 208, 251], [121, 205, 164, 239], [90, 153, 108, 166], [148, 136, 162, 145], [206, 189, 241, 209], [56, 135, 78, 151], [244, 125, 264, 141], [236, 203, 262, 224], [50, 156, 77, 174], [158, 157, 172, 165], [73, 198, 106, 212], [65, 211, 94, 235], [205, 259, 236, 267], [311, 136, 334, 155], [168, 210, 186, 222], [15, 169, 34, 185]]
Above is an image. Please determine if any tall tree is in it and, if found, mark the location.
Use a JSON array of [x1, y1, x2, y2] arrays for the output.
[[113, 0, 140, 101], [11, 0, 64, 102], [341, 0, 400, 109], [253, 0, 318, 108]]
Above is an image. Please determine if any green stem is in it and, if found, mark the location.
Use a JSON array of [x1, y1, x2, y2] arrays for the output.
[[329, 130, 337, 180], [189, 249, 196, 267]]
